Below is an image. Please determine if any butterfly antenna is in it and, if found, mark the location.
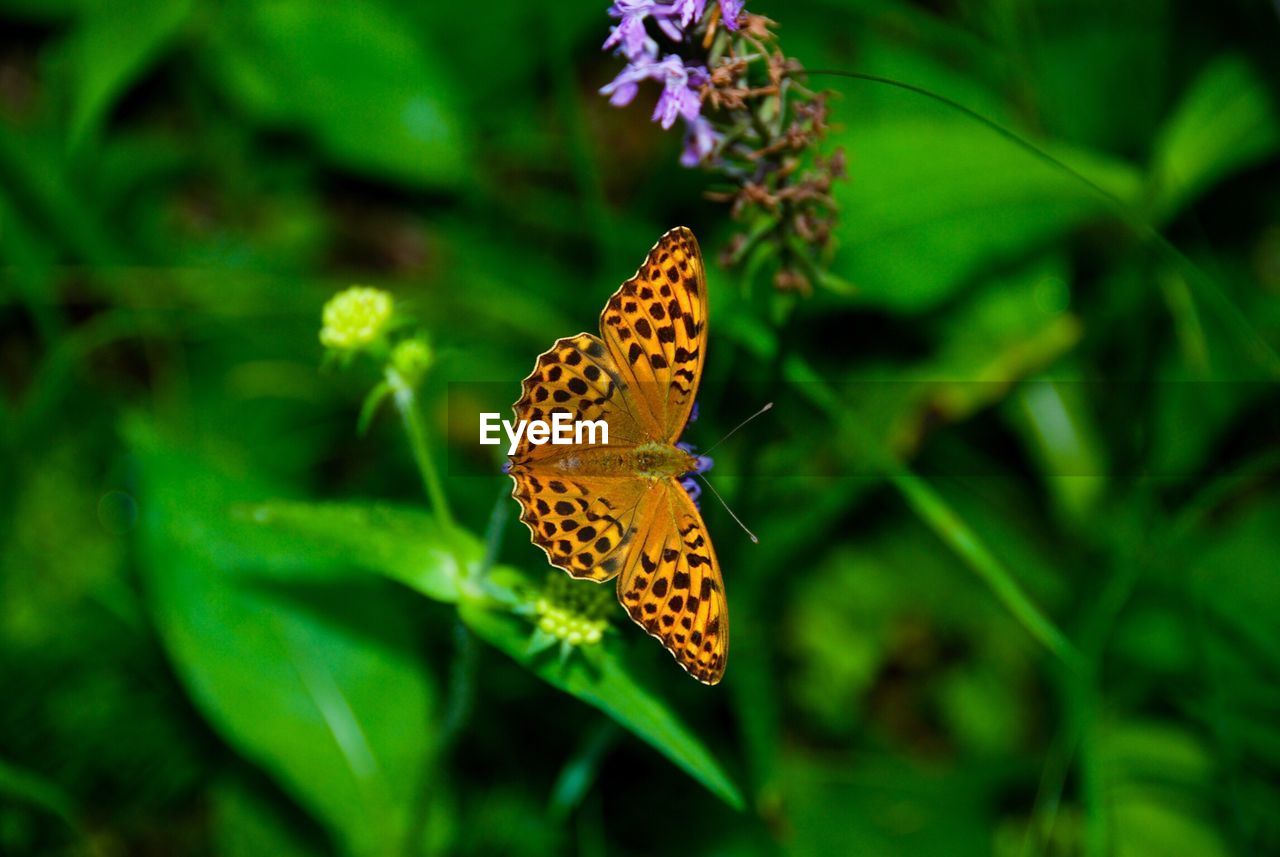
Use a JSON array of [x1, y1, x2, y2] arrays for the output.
[[699, 402, 773, 456], [695, 473, 759, 544]]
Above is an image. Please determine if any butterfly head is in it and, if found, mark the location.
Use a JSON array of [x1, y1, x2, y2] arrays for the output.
[[676, 441, 713, 507]]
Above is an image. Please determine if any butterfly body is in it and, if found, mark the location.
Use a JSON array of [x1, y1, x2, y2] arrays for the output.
[[508, 228, 729, 684], [541, 441, 698, 480]]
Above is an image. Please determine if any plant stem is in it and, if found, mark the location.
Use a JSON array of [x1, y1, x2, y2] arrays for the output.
[[388, 368, 455, 531]]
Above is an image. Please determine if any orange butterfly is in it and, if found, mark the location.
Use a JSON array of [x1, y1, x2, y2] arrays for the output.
[[506, 227, 727, 684]]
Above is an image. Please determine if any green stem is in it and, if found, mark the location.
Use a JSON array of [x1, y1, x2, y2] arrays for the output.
[[1072, 675, 1107, 857], [388, 369, 454, 531]]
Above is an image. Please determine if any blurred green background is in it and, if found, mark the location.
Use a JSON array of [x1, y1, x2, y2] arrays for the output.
[[3, 0, 1280, 854]]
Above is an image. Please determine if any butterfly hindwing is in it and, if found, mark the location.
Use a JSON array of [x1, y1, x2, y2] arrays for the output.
[[600, 227, 707, 443], [508, 469, 646, 581], [616, 480, 728, 684]]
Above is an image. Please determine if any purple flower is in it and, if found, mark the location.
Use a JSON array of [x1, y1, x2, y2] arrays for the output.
[[670, 0, 707, 28], [603, 16, 655, 61], [654, 15, 685, 42], [719, 0, 745, 29], [601, 0, 744, 168], [681, 115, 721, 166], [604, 0, 682, 54], [651, 57, 707, 129], [599, 55, 656, 107], [677, 441, 713, 507], [600, 54, 708, 131]]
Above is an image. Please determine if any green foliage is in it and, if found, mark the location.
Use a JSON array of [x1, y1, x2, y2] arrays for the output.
[[2, 0, 1279, 854], [460, 579, 745, 811], [831, 114, 1141, 311], [1150, 54, 1280, 220], [132, 429, 440, 856], [205, 0, 468, 189]]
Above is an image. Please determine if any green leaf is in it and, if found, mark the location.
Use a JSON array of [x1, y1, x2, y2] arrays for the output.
[[830, 115, 1141, 312], [206, 0, 467, 188], [1009, 377, 1107, 526], [356, 380, 392, 436], [547, 721, 618, 821], [132, 430, 438, 857], [457, 567, 745, 812], [1151, 55, 1280, 221], [236, 500, 482, 604], [0, 0, 85, 23], [1096, 722, 1229, 857], [762, 346, 1080, 667], [1149, 304, 1278, 480], [1191, 498, 1280, 671], [60, 0, 194, 147]]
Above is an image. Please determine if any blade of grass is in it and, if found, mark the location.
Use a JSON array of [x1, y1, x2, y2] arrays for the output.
[[891, 472, 1080, 668], [777, 350, 1083, 667]]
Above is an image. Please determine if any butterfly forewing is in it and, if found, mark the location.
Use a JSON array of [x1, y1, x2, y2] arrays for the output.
[[599, 228, 708, 442], [509, 333, 652, 580], [510, 333, 646, 459]]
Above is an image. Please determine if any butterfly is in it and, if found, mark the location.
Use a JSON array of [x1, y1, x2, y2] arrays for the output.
[[506, 227, 728, 684]]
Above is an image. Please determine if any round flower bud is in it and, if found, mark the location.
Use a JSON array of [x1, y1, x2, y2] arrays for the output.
[[532, 572, 611, 647], [390, 337, 433, 386], [320, 286, 393, 352]]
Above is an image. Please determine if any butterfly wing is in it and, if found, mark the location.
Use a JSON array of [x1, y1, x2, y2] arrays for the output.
[[509, 332, 651, 580], [598, 227, 708, 443], [616, 479, 728, 684], [510, 332, 648, 456], [508, 467, 649, 581]]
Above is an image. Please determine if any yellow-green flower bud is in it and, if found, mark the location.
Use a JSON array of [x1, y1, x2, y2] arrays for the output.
[[390, 336, 433, 387], [533, 572, 611, 647], [320, 286, 393, 352]]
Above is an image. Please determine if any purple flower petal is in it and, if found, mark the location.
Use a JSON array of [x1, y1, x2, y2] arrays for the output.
[[671, 0, 707, 27], [655, 15, 685, 42], [681, 475, 703, 505], [600, 54, 667, 106], [719, 0, 745, 29], [604, 16, 657, 61], [601, 75, 640, 106], [645, 55, 706, 129]]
